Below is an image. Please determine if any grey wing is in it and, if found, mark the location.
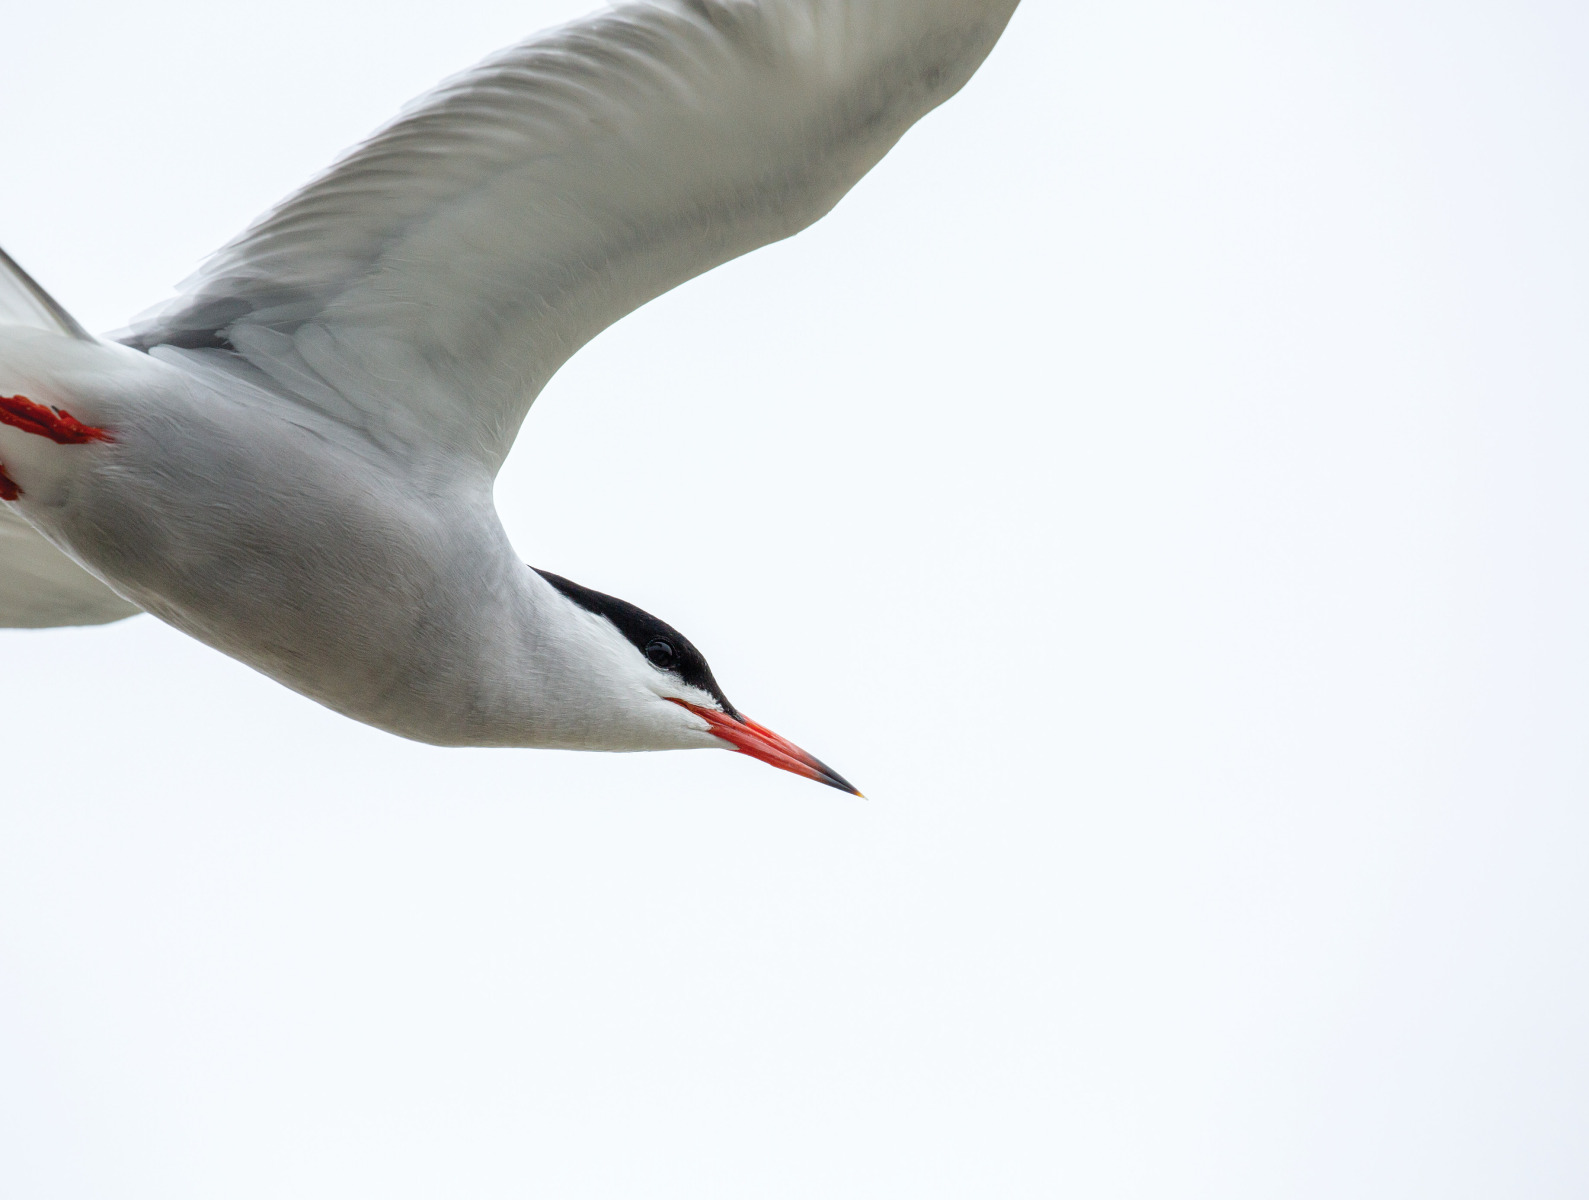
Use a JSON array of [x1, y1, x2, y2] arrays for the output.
[[0, 506, 141, 627], [0, 245, 91, 341], [125, 0, 1019, 476]]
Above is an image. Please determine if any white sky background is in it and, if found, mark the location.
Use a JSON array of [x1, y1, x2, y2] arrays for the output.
[[1, 0, 1586, 1195]]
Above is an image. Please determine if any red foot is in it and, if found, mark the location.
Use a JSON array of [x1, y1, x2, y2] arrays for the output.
[[0, 464, 20, 501], [0, 394, 113, 444]]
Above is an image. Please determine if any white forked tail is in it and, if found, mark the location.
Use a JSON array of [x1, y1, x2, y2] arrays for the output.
[[0, 244, 92, 341], [0, 243, 141, 627]]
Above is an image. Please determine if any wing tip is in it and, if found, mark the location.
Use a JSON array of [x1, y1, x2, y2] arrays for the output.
[[0, 244, 95, 342]]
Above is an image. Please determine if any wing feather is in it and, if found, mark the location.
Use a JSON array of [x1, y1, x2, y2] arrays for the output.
[[126, 0, 1018, 474], [0, 246, 91, 341]]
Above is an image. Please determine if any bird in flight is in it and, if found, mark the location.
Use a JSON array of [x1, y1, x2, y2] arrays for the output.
[[0, 0, 1018, 792]]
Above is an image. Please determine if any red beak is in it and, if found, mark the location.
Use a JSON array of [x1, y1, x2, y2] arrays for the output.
[[670, 699, 862, 795]]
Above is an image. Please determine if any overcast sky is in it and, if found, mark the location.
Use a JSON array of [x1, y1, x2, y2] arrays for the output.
[[3, 1, 1588, 1196]]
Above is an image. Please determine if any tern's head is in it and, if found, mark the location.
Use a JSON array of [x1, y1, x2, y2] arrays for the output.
[[532, 568, 859, 794]]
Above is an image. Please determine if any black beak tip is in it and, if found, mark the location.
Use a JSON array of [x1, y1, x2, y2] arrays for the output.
[[814, 760, 864, 797]]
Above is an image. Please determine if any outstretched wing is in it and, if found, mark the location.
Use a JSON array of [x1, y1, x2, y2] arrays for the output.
[[125, 0, 1018, 475]]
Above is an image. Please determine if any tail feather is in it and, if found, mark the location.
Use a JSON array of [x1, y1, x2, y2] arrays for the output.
[[0, 244, 92, 340], [0, 506, 141, 627]]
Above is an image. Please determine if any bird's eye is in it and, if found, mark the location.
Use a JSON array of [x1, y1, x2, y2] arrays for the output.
[[645, 639, 677, 669]]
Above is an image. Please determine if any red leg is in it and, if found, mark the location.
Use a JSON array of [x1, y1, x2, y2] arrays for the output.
[[0, 394, 113, 444], [0, 464, 20, 501]]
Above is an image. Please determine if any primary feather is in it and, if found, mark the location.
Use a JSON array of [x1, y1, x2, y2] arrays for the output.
[[126, 0, 1017, 474]]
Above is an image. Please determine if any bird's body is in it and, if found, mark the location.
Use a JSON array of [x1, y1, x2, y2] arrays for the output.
[[1, 329, 543, 747], [0, 0, 1019, 788]]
